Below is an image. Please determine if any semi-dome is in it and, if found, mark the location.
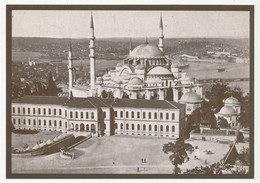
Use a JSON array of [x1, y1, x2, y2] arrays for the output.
[[218, 106, 236, 115], [224, 96, 240, 105], [116, 63, 124, 67], [147, 66, 172, 75], [135, 64, 145, 70], [113, 77, 122, 84], [179, 91, 202, 103], [128, 77, 144, 85], [130, 44, 164, 58]]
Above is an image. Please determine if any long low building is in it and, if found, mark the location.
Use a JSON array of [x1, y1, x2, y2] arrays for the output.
[[11, 96, 186, 138]]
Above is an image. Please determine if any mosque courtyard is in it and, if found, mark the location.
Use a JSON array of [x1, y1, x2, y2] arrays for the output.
[[11, 131, 249, 174]]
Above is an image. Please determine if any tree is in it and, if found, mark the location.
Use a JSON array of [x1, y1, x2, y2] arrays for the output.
[[163, 138, 194, 174], [236, 131, 244, 143], [122, 91, 129, 99], [218, 117, 229, 128], [205, 83, 230, 111], [101, 90, 108, 98], [24, 83, 31, 95], [46, 71, 58, 96]]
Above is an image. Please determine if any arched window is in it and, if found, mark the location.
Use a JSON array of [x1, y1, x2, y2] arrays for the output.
[[160, 125, 163, 132], [143, 124, 146, 131], [86, 124, 89, 131], [121, 123, 123, 130], [172, 113, 175, 120], [149, 124, 152, 131], [54, 120, 57, 126], [137, 124, 140, 130], [166, 125, 169, 132], [154, 125, 157, 131], [91, 112, 94, 119], [132, 124, 134, 130], [172, 125, 175, 132], [18, 119, 21, 125], [33, 119, 36, 125], [126, 123, 129, 130], [59, 121, 62, 127], [91, 124, 95, 132], [114, 123, 118, 129]]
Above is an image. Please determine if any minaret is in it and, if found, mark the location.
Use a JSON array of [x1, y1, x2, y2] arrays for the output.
[[89, 13, 96, 92], [129, 38, 132, 55], [158, 13, 164, 52], [68, 40, 73, 97]]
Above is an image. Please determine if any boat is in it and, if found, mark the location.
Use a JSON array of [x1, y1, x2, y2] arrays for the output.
[[217, 65, 226, 72]]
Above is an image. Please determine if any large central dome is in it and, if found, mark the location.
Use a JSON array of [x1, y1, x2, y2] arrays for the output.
[[130, 43, 164, 58]]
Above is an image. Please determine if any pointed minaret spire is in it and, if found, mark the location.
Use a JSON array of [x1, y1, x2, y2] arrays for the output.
[[129, 38, 133, 55], [159, 13, 163, 28], [89, 12, 96, 93], [90, 12, 94, 29], [158, 13, 164, 52]]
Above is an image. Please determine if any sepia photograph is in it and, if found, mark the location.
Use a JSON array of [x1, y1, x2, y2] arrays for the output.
[[6, 5, 254, 178]]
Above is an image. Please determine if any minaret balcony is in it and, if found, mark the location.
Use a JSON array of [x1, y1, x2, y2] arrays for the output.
[[90, 36, 96, 40], [89, 45, 96, 49], [89, 54, 96, 58], [159, 35, 164, 39]]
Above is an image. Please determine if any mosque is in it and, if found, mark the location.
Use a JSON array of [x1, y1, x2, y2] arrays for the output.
[[67, 14, 203, 103]]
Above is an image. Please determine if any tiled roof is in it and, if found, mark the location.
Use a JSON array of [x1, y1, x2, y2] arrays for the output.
[[12, 95, 68, 105], [12, 96, 185, 110], [111, 98, 185, 109]]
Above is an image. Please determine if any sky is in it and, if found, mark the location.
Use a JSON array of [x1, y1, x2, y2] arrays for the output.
[[12, 10, 250, 38]]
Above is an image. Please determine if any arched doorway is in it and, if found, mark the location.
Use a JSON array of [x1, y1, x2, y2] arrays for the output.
[[91, 124, 95, 133], [86, 124, 89, 131], [80, 123, 85, 131], [75, 124, 79, 131]]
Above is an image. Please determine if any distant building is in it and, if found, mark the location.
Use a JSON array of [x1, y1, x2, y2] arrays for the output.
[[11, 95, 186, 138], [215, 96, 241, 128]]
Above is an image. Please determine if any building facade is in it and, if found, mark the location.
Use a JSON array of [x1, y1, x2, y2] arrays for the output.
[[12, 96, 186, 138]]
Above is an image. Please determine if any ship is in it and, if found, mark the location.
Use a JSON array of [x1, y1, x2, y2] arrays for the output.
[[217, 64, 226, 72]]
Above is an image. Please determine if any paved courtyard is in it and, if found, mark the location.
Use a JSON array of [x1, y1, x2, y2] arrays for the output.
[[11, 133, 247, 174]]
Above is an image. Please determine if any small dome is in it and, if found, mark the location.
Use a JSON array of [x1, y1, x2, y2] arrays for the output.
[[113, 77, 122, 84], [116, 63, 124, 67], [128, 77, 144, 85], [224, 96, 240, 105], [96, 77, 103, 81], [219, 106, 236, 115], [180, 91, 202, 103], [135, 64, 145, 70], [32, 144, 40, 150], [130, 44, 164, 58], [147, 66, 172, 75]]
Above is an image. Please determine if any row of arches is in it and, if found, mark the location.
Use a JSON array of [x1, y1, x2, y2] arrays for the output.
[[70, 123, 96, 133], [114, 123, 175, 132]]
